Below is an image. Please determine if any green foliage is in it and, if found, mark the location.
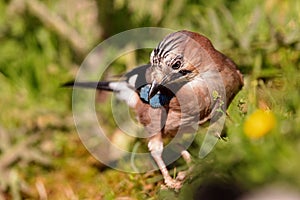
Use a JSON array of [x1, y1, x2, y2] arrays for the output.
[[0, 0, 299, 199]]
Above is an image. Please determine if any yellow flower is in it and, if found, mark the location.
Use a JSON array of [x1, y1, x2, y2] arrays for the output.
[[244, 109, 276, 139]]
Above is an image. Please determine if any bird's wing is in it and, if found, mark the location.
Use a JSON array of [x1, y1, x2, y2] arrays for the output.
[[124, 64, 151, 89], [63, 64, 151, 91], [62, 64, 152, 108]]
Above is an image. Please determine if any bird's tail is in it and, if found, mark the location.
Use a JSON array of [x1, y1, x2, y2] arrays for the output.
[[62, 81, 114, 91]]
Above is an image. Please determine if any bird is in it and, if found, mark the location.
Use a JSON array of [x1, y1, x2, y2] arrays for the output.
[[64, 30, 243, 189]]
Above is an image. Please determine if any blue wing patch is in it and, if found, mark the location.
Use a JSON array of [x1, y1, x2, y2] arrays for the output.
[[140, 85, 172, 108]]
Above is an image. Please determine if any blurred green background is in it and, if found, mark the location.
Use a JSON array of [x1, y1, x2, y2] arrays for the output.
[[0, 0, 299, 199]]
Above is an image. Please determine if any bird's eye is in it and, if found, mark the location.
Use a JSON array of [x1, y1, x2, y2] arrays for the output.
[[179, 69, 192, 75], [171, 61, 181, 70]]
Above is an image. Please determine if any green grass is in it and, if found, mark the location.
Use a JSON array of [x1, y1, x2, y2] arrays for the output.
[[0, 0, 299, 199]]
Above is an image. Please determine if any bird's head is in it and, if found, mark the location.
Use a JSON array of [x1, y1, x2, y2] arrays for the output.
[[148, 30, 213, 98]]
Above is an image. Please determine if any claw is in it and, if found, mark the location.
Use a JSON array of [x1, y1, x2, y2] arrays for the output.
[[176, 171, 187, 181], [164, 176, 183, 190]]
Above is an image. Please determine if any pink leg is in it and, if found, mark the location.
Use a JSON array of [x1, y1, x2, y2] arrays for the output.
[[181, 149, 192, 164], [148, 134, 182, 190], [175, 149, 193, 181]]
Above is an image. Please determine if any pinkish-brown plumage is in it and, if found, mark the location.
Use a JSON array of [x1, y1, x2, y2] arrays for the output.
[[67, 30, 243, 189]]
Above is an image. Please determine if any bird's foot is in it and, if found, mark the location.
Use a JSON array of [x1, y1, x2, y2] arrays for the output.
[[164, 176, 183, 190], [176, 171, 187, 181], [162, 168, 193, 190]]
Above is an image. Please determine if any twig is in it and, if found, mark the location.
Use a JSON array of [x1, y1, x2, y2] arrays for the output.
[[35, 179, 48, 200], [24, 0, 89, 55], [0, 134, 40, 170]]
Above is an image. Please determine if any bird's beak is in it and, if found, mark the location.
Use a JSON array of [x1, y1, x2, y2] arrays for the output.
[[148, 79, 159, 99], [148, 72, 184, 99]]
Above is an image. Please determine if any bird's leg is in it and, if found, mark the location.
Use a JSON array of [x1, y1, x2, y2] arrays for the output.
[[175, 145, 193, 182], [148, 133, 182, 189], [181, 149, 192, 165]]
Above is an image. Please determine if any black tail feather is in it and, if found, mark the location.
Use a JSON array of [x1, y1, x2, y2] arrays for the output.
[[62, 81, 113, 91]]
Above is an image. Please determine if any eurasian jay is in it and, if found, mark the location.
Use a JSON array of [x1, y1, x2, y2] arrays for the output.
[[65, 30, 243, 189]]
